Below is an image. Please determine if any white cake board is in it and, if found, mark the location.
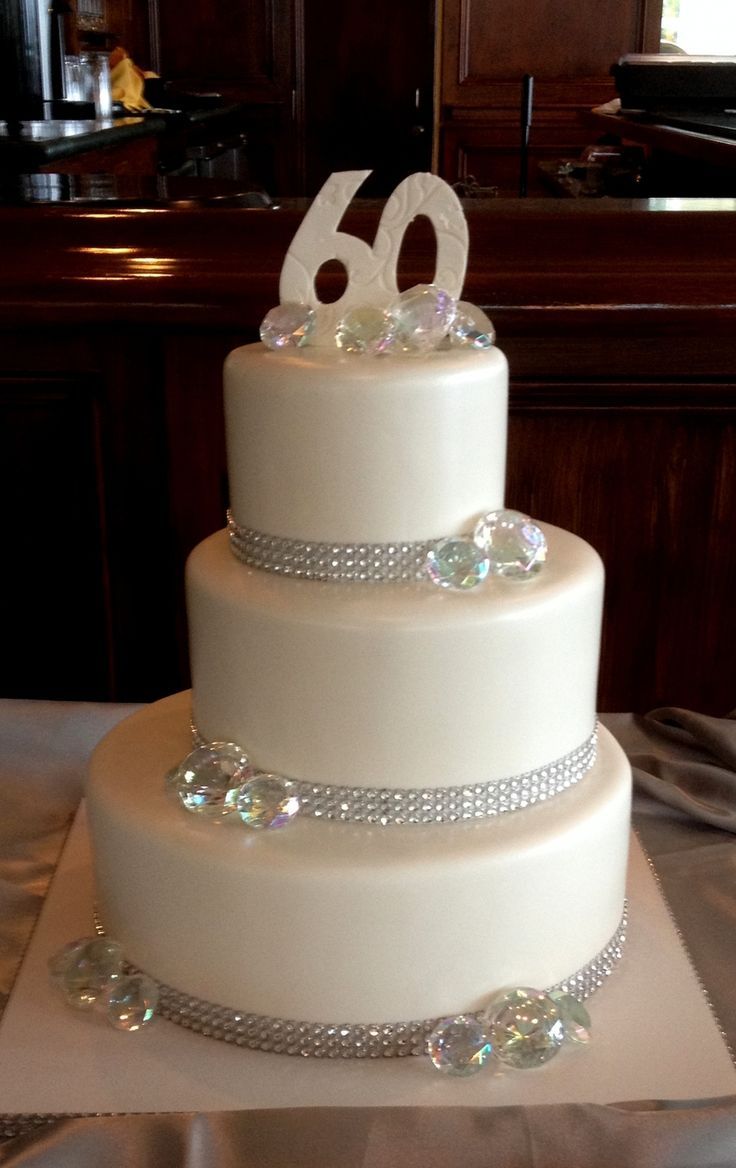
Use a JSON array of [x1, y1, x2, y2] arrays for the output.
[[0, 807, 734, 1114]]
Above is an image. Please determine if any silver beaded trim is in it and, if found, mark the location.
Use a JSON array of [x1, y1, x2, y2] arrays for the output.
[[95, 904, 627, 1058], [189, 725, 599, 825], [228, 511, 433, 582], [297, 730, 597, 823]]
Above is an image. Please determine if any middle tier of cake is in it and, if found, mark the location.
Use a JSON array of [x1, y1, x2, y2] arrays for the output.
[[187, 523, 603, 789]]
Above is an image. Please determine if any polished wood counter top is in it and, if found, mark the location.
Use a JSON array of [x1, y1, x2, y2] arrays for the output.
[[0, 105, 247, 175], [1, 197, 736, 327], [0, 117, 167, 169]]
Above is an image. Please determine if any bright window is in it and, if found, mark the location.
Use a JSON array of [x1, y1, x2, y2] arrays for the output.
[[661, 1, 736, 55]]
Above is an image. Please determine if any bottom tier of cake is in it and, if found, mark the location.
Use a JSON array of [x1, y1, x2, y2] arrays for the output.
[[86, 693, 631, 1034]]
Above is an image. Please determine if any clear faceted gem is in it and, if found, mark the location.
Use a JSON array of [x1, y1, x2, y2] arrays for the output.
[[393, 284, 458, 353], [174, 742, 254, 817], [487, 987, 565, 1069], [260, 303, 316, 350], [472, 509, 547, 577], [448, 301, 496, 349], [427, 1014, 493, 1076], [336, 306, 397, 355], [426, 538, 490, 590], [549, 991, 592, 1045], [49, 936, 124, 1009], [106, 973, 159, 1031], [237, 774, 301, 829]]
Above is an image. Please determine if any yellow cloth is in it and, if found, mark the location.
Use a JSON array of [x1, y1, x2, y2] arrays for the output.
[[110, 54, 155, 112]]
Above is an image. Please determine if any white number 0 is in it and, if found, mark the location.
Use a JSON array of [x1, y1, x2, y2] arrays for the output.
[[279, 170, 469, 345]]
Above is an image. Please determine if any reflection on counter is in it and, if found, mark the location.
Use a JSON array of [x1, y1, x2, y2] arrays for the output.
[[0, 172, 276, 208], [0, 117, 120, 140], [0, 99, 269, 191], [646, 196, 736, 211]]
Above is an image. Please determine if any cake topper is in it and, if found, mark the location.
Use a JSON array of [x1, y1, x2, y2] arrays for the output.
[[260, 170, 495, 354], [279, 169, 468, 346]]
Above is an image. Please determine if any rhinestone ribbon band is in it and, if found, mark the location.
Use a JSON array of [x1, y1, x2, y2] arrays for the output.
[[228, 512, 434, 582], [95, 905, 627, 1058], [190, 725, 598, 825], [296, 729, 598, 823]]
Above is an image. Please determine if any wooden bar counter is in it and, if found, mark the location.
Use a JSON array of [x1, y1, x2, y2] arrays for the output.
[[1, 192, 735, 717]]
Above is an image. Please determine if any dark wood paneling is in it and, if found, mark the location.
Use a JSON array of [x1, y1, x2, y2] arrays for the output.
[[0, 374, 112, 699], [506, 384, 736, 714], [0, 329, 182, 703], [302, 0, 434, 195], [152, 0, 294, 101], [443, 0, 659, 99]]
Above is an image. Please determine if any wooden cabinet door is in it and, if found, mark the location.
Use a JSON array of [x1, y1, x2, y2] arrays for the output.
[[301, 0, 435, 195], [442, 0, 659, 100], [151, 0, 294, 101]]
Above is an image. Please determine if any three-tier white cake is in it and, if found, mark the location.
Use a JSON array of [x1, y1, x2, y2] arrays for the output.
[[86, 171, 631, 1058]]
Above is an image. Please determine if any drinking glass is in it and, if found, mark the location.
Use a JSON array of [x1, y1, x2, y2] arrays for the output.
[[79, 52, 112, 118]]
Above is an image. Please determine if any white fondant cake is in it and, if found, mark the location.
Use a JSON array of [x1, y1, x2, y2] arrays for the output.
[[86, 171, 631, 1056]]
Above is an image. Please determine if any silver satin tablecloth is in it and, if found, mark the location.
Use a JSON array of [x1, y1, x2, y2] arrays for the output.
[[1, 699, 736, 1166]]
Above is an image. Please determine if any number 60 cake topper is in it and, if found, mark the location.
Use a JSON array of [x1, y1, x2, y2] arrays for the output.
[[278, 170, 469, 346]]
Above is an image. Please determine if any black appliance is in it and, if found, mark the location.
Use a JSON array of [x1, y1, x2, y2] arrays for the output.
[[613, 54, 736, 113]]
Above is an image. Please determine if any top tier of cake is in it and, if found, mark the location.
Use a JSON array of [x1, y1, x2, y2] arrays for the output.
[[224, 343, 508, 545]]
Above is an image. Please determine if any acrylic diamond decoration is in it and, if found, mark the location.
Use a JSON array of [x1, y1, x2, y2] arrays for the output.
[[549, 991, 592, 1045], [106, 973, 159, 1031], [336, 306, 397, 355], [448, 301, 496, 349], [427, 1014, 493, 1076], [174, 742, 254, 817], [260, 303, 316, 350], [426, 537, 490, 590], [393, 284, 458, 353], [473, 509, 547, 577], [49, 936, 124, 1009], [487, 987, 565, 1069], [237, 773, 301, 829]]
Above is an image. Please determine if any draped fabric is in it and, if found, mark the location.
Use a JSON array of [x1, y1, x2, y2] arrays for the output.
[[4, 1101, 736, 1168], [1, 699, 736, 1165], [631, 707, 736, 833]]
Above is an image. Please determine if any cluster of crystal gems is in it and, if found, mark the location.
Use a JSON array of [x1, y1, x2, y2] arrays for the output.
[[427, 988, 592, 1077], [259, 283, 496, 357], [48, 936, 157, 1032], [168, 742, 301, 830], [426, 508, 547, 591]]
